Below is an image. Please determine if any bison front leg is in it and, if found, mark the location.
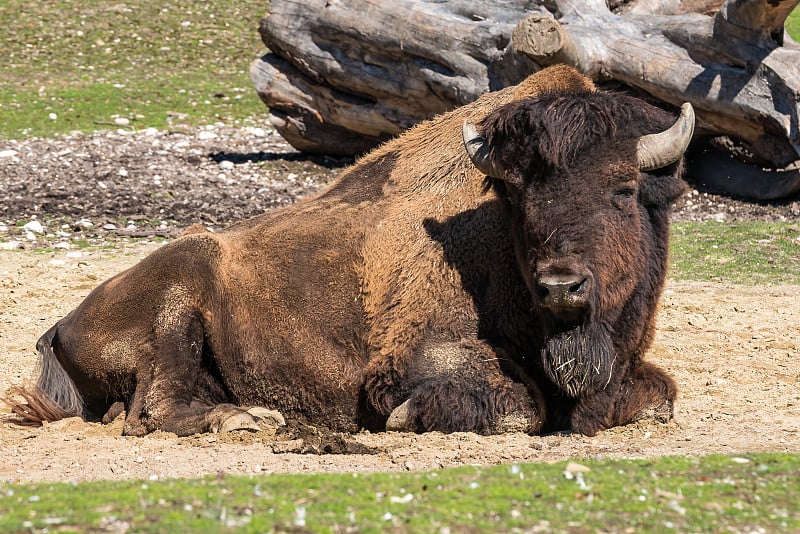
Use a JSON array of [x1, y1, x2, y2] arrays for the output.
[[569, 360, 676, 436], [367, 339, 546, 435], [387, 375, 544, 434]]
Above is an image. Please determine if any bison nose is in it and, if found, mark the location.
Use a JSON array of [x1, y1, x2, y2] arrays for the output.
[[535, 272, 593, 310]]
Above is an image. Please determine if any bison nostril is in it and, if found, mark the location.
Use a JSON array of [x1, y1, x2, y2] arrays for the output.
[[535, 272, 592, 309], [569, 278, 589, 295]]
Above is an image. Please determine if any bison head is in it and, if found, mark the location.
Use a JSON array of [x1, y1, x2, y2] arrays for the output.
[[462, 91, 693, 398]]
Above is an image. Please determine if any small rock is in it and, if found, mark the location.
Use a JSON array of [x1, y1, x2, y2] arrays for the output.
[[0, 241, 21, 250], [245, 127, 267, 137], [49, 259, 66, 266], [25, 231, 37, 241], [198, 131, 218, 140], [76, 219, 94, 229], [53, 242, 71, 249], [49, 113, 58, 120], [23, 220, 45, 234], [103, 223, 118, 230], [0, 224, 8, 233], [219, 160, 234, 170], [0, 149, 18, 158], [272, 439, 306, 454], [118, 168, 128, 177], [114, 117, 130, 126]]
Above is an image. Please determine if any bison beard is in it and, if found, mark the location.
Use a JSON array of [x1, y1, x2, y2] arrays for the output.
[[540, 321, 616, 398]]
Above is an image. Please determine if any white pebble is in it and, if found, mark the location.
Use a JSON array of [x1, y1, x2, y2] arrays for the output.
[[0, 224, 8, 233], [25, 231, 37, 241], [23, 220, 45, 234], [114, 117, 130, 126], [118, 168, 129, 177], [198, 131, 218, 140], [0, 241, 21, 250], [245, 126, 267, 137], [76, 219, 94, 229], [389, 493, 414, 504], [53, 242, 71, 249], [49, 113, 58, 120], [0, 149, 18, 158], [66, 251, 83, 258], [219, 160, 234, 170], [49, 259, 66, 266], [103, 223, 118, 230], [143, 127, 159, 136]]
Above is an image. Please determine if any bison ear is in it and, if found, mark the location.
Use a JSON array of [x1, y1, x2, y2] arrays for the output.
[[637, 103, 695, 172], [462, 121, 504, 179]]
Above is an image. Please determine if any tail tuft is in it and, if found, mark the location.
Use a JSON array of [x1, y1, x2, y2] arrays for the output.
[[2, 383, 73, 426]]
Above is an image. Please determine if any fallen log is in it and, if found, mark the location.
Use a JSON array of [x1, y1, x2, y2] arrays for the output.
[[251, 0, 540, 156], [251, 0, 800, 198]]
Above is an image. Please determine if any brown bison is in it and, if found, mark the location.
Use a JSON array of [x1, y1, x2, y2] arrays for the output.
[[7, 65, 694, 437]]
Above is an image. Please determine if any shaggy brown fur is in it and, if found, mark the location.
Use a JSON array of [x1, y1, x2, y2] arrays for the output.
[[4, 65, 685, 437]]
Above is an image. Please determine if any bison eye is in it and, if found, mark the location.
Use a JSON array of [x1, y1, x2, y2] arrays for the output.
[[612, 184, 637, 209]]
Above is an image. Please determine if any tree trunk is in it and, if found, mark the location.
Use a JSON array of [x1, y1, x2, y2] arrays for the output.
[[251, 0, 540, 156], [251, 0, 800, 198]]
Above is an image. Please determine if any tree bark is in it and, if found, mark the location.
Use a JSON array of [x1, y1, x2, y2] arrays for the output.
[[251, 0, 539, 155], [510, 0, 800, 198], [251, 0, 800, 198]]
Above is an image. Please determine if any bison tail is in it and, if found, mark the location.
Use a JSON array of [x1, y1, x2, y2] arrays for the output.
[[2, 323, 84, 426]]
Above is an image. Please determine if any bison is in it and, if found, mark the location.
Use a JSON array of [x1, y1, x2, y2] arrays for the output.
[[6, 65, 694, 437]]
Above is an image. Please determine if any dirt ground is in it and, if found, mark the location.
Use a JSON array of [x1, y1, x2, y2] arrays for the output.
[[1, 243, 798, 484], [1, 124, 799, 484]]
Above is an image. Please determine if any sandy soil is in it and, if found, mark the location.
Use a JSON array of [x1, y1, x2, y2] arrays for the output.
[[0, 243, 798, 484]]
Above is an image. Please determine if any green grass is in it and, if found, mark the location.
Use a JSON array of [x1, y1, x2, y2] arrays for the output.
[[1, 454, 797, 532], [1, 3, 795, 140], [787, 6, 800, 40], [670, 221, 800, 284], [0, 0, 269, 138]]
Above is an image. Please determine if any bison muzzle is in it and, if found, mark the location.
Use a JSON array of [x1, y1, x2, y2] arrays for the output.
[[5, 65, 693, 438]]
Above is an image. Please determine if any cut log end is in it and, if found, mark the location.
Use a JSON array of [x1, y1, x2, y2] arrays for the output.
[[511, 13, 568, 61]]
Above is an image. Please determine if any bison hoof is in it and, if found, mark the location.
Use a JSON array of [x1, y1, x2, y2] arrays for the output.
[[247, 406, 286, 428], [217, 407, 287, 434], [218, 412, 261, 434], [385, 400, 411, 432]]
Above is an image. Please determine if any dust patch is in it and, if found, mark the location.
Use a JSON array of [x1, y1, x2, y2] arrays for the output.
[[0, 250, 798, 483]]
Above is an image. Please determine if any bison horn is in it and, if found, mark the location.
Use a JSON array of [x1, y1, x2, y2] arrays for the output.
[[637, 103, 695, 171], [462, 120, 504, 178]]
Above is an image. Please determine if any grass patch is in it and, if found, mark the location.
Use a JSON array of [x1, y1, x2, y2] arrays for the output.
[[0, 454, 797, 532], [787, 7, 800, 40], [670, 221, 800, 284], [0, 0, 269, 138]]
